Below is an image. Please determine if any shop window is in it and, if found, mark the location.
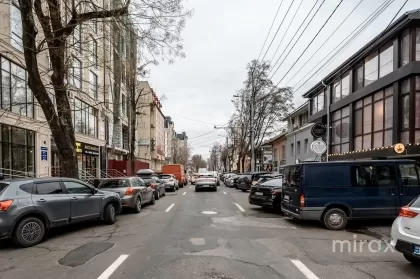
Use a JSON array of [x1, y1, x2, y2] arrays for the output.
[[379, 42, 393, 78], [331, 106, 349, 153], [0, 57, 33, 118], [401, 29, 410, 66], [365, 52, 378, 85]]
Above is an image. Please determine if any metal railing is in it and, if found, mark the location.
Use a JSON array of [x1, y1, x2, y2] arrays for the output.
[[107, 169, 126, 177], [0, 168, 36, 179]]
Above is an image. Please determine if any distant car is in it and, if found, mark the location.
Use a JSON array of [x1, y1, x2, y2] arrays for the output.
[[0, 177, 121, 247], [191, 173, 198, 185], [224, 174, 237, 187], [195, 173, 217, 192], [210, 171, 220, 186], [249, 178, 282, 209], [391, 195, 420, 265], [137, 169, 166, 200], [159, 174, 179, 192]]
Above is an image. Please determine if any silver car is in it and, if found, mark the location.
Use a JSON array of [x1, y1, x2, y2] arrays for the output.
[[195, 173, 217, 192], [159, 174, 179, 192], [391, 195, 420, 265]]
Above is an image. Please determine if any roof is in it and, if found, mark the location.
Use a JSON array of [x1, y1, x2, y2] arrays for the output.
[[282, 102, 308, 121], [262, 131, 288, 145], [302, 9, 420, 99]]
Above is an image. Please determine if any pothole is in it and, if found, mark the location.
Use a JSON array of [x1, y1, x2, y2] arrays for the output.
[[58, 241, 114, 267]]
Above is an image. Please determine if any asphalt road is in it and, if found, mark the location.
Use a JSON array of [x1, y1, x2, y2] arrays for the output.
[[0, 184, 419, 279]]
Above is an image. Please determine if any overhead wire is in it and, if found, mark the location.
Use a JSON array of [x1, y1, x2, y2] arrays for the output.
[[283, 0, 365, 86], [267, 0, 304, 66], [257, 0, 284, 61], [188, 123, 229, 140], [260, 0, 296, 62], [269, 0, 327, 80], [268, 0, 320, 76], [292, 0, 396, 93]]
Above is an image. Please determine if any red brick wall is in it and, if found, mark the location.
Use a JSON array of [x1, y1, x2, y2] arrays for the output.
[[107, 160, 150, 176]]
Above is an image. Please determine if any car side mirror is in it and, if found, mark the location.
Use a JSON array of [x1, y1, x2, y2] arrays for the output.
[[92, 188, 98, 194]]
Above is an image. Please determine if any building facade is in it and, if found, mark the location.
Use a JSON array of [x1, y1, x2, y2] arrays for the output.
[[164, 116, 175, 163], [304, 10, 420, 162]]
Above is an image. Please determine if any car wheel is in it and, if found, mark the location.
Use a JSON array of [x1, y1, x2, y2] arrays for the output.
[[404, 254, 420, 265], [241, 189, 247, 192], [134, 197, 142, 213], [150, 193, 156, 205], [13, 217, 45, 247], [155, 190, 160, 200], [322, 208, 347, 230], [104, 203, 117, 224], [195, 188, 199, 192], [214, 187, 218, 192]]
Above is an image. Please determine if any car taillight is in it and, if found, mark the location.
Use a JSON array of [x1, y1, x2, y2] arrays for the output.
[[0, 200, 13, 211], [399, 206, 419, 218], [272, 190, 281, 196], [125, 187, 134, 196], [150, 183, 157, 189], [300, 194, 305, 208]]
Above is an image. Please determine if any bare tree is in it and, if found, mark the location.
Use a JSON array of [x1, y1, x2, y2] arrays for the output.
[[191, 154, 207, 172], [208, 142, 222, 171], [18, 0, 191, 178], [172, 139, 191, 166]]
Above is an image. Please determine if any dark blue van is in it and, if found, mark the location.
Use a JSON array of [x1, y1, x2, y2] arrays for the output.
[[281, 160, 420, 230]]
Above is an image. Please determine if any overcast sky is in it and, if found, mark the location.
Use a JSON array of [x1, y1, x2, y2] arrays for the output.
[[148, 0, 419, 159]]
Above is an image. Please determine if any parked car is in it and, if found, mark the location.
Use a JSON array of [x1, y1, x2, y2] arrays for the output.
[[249, 178, 282, 209], [162, 164, 186, 187], [159, 174, 179, 192], [255, 173, 282, 185], [391, 195, 420, 265], [0, 177, 121, 247], [251, 172, 270, 186], [233, 174, 247, 189], [191, 173, 198, 185], [137, 169, 166, 200], [281, 160, 420, 230], [96, 177, 155, 213], [195, 173, 218, 192], [223, 174, 235, 187], [237, 174, 253, 192]]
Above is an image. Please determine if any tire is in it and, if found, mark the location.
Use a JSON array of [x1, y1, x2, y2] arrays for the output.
[[104, 203, 117, 224], [155, 190, 160, 200], [404, 254, 420, 265], [322, 208, 347, 230], [162, 189, 166, 196], [195, 188, 199, 192], [13, 217, 45, 247], [214, 187, 218, 192], [241, 189, 247, 192], [150, 193, 156, 205], [134, 197, 142, 213]]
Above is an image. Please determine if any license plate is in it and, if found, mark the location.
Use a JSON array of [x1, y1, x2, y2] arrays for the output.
[[414, 245, 420, 255], [255, 192, 263, 196], [284, 195, 290, 201]]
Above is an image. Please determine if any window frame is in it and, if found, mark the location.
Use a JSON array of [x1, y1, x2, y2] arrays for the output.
[[63, 181, 94, 194], [72, 98, 98, 137], [10, 1, 23, 51], [89, 70, 98, 99]]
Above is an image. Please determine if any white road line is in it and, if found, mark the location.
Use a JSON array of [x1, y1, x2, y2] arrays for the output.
[[189, 186, 191, 189], [165, 203, 175, 212], [223, 191, 227, 195], [97, 254, 129, 279], [182, 192, 186, 195], [234, 202, 245, 212], [290, 259, 320, 279]]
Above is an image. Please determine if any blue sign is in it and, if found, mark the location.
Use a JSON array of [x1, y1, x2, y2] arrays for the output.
[[41, 146, 48, 161]]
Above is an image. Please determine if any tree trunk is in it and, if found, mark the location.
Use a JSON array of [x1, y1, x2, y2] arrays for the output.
[[130, 100, 136, 175]]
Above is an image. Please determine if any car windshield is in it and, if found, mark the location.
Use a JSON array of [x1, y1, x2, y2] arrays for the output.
[[199, 174, 213, 178], [159, 175, 172, 179], [97, 179, 131, 188], [0, 182, 9, 194]]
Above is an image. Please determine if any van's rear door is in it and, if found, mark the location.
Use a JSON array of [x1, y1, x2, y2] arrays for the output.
[[281, 165, 302, 216]]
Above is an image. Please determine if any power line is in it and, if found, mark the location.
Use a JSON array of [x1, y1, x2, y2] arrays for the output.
[[268, 0, 304, 66], [274, 0, 344, 86], [292, 0, 395, 93], [257, 0, 284, 61], [269, 0, 327, 80], [284, 0, 365, 86], [260, 0, 296, 62], [188, 123, 229, 140], [268, 0, 320, 76]]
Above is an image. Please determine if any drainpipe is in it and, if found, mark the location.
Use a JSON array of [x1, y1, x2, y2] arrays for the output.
[[321, 80, 329, 162]]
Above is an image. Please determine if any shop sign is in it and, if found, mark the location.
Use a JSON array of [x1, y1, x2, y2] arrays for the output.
[[394, 143, 406, 154], [75, 142, 99, 156], [311, 139, 327, 155], [76, 142, 83, 153], [311, 123, 327, 138], [41, 146, 48, 161]]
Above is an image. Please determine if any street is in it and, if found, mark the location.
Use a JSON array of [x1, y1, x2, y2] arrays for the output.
[[0, 184, 418, 279]]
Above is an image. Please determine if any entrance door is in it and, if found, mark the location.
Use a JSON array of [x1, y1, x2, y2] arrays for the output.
[[85, 155, 97, 177]]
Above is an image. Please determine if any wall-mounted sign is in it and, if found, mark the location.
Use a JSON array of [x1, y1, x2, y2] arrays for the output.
[[311, 139, 327, 155], [393, 143, 406, 154], [41, 146, 48, 161], [76, 142, 83, 153], [75, 142, 100, 156], [311, 123, 327, 138]]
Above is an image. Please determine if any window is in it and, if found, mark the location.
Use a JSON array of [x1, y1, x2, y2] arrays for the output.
[[364, 52, 378, 85], [273, 148, 277, 161], [354, 88, 393, 150], [105, 116, 110, 144], [399, 164, 420, 186], [306, 165, 350, 187], [89, 70, 98, 99], [353, 165, 395, 186], [304, 139, 308, 155], [72, 25, 82, 54], [121, 63, 126, 84], [312, 90, 325, 114], [332, 79, 340, 103], [1, 57, 33, 117], [354, 64, 364, 91], [72, 98, 98, 137], [281, 145, 285, 160], [332, 72, 350, 103], [89, 36, 98, 67], [290, 143, 294, 156], [10, 2, 23, 51], [71, 57, 82, 89], [64, 181, 93, 194], [297, 141, 301, 156], [19, 183, 33, 194], [379, 42, 393, 77], [401, 29, 410, 66], [401, 78, 410, 143], [35, 182, 63, 195], [415, 77, 420, 143], [122, 94, 126, 115], [331, 107, 349, 154], [416, 28, 420, 61]]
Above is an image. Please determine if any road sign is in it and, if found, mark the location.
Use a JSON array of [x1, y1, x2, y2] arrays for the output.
[[311, 139, 327, 155], [311, 123, 327, 138]]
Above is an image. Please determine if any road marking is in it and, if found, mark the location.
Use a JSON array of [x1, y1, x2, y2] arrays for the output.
[[190, 238, 206, 245], [97, 254, 129, 279], [234, 203, 245, 212], [290, 259, 320, 279], [202, 211, 218, 215], [189, 186, 191, 188], [223, 191, 227, 195], [165, 203, 175, 212], [182, 192, 186, 195]]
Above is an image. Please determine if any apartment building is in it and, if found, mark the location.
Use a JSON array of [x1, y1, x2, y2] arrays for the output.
[[136, 81, 166, 171], [0, 1, 137, 178], [304, 10, 420, 161], [164, 116, 175, 163]]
